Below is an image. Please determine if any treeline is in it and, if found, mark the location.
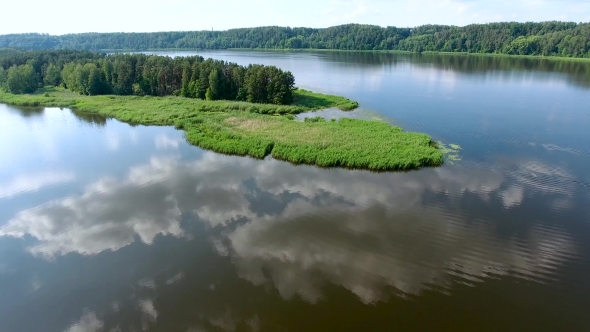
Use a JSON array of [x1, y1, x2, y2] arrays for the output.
[[1, 22, 589, 58], [0, 49, 104, 94], [0, 50, 295, 104]]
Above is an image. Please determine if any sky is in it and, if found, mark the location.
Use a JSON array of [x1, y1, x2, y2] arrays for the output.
[[1, 0, 590, 35]]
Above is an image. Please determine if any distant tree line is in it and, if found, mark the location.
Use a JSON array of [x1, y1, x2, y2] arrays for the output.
[[1, 22, 589, 58], [0, 50, 295, 104]]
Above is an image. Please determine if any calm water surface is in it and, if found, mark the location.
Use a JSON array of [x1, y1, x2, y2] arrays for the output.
[[1, 52, 590, 331]]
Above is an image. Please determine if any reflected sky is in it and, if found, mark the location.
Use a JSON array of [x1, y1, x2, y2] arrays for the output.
[[0, 149, 587, 330]]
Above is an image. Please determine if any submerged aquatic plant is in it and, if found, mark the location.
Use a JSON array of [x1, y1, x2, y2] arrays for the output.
[[437, 142, 462, 164]]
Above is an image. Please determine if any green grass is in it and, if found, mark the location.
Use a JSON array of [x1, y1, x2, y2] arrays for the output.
[[0, 87, 357, 114], [0, 87, 443, 171], [292, 89, 358, 110]]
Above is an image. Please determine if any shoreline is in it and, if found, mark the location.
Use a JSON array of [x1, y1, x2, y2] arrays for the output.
[[98, 48, 590, 63], [0, 87, 443, 171]]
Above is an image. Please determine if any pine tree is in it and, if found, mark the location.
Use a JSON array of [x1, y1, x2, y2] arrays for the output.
[[180, 66, 191, 97], [208, 68, 220, 100]]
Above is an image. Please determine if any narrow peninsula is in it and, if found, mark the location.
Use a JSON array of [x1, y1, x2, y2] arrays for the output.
[[0, 51, 443, 171]]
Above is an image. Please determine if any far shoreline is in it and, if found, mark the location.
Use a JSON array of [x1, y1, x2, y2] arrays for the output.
[[97, 48, 590, 63]]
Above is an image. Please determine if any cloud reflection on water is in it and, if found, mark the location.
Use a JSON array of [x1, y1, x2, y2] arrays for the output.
[[0, 171, 75, 199], [0, 152, 578, 303], [65, 312, 103, 332]]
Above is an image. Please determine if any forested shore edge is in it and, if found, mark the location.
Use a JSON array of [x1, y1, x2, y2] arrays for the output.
[[0, 49, 298, 105], [1, 22, 589, 58]]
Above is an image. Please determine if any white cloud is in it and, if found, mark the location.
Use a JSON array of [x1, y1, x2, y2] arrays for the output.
[[510, 160, 575, 196], [138, 278, 157, 289], [218, 197, 576, 303], [0, 168, 185, 258], [139, 299, 158, 322], [155, 134, 182, 150], [502, 186, 524, 208], [65, 312, 103, 332], [0, 152, 577, 303], [0, 171, 75, 199], [105, 131, 120, 151], [209, 309, 238, 332], [166, 272, 185, 285]]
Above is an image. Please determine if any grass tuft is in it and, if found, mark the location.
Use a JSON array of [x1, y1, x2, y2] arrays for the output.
[[292, 89, 359, 111]]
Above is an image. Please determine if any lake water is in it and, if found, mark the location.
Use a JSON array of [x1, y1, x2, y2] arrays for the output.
[[1, 51, 590, 331]]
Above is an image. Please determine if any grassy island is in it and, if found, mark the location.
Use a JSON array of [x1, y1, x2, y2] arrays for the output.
[[0, 50, 443, 170], [0, 87, 443, 170]]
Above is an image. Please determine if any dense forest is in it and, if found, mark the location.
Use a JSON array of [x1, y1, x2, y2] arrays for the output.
[[0, 50, 295, 104], [1, 22, 589, 58]]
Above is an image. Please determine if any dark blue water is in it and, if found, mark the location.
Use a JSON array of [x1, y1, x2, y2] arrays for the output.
[[1, 51, 590, 331]]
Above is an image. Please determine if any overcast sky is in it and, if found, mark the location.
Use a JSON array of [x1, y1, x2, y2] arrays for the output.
[[2, 0, 590, 35]]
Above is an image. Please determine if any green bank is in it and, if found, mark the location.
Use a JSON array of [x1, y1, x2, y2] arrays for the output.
[[0, 87, 443, 171]]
